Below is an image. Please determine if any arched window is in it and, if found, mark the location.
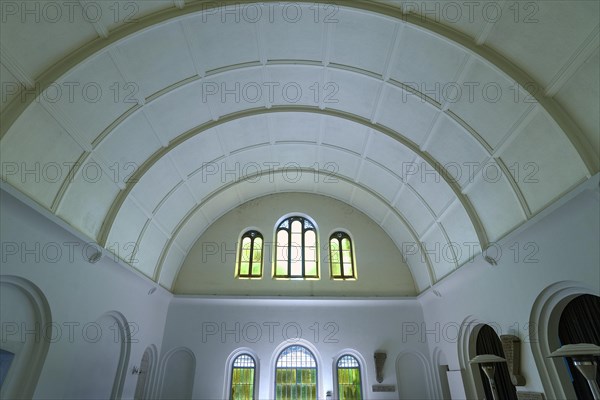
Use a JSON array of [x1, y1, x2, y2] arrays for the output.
[[336, 355, 362, 400], [231, 354, 256, 400], [475, 325, 518, 400], [274, 216, 318, 279], [329, 232, 355, 280], [275, 345, 317, 400], [237, 230, 263, 278], [558, 294, 600, 399]]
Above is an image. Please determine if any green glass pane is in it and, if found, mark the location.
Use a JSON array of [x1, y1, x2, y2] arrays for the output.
[[341, 238, 351, 251], [252, 262, 261, 276], [240, 262, 249, 276]]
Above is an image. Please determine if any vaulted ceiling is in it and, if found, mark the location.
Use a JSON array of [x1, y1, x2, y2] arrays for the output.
[[1, 1, 598, 293]]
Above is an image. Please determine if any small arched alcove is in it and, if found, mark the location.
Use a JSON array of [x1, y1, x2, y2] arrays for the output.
[[0, 275, 51, 399]]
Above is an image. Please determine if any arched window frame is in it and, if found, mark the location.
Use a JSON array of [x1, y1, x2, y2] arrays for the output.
[[236, 229, 264, 279], [335, 353, 364, 400], [329, 231, 356, 280], [224, 349, 260, 400], [274, 345, 318, 400], [273, 215, 319, 279]]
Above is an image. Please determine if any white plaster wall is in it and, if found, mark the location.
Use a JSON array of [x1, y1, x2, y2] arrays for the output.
[[418, 179, 600, 398], [175, 193, 416, 296], [0, 189, 172, 399], [160, 297, 433, 400]]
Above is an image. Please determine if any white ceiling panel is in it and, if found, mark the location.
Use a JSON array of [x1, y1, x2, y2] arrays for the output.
[[448, 58, 533, 149], [438, 200, 480, 266], [406, 159, 456, 215], [394, 186, 435, 237], [0, 8, 97, 79], [54, 51, 134, 144], [204, 67, 266, 117], [325, 69, 382, 119], [158, 245, 187, 290], [170, 129, 224, 176], [358, 160, 402, 203], [154, 186, 197, 235], [0, 102, 84, 208], [390, 25, 468, 88], [425, 113, 489, 188], [466, 166, 526, 242], [351, 189, 388, 224], [143, 80, 213, 143], [366, 132, 415, 178], [376, 84, 439, 146], [186, 14, 259, 72], [134, 222, 168, 278], [117, 21, 196, 97], [555, 48, 600, 154], [263, 4, 324, 61], [130, 156, 182, 213], [174, 211, 210, 251], [95, 112, 162, 186], [0, 63, 21, 113], [57, 159, 120, 239], [106, 198, 149, 263], [320, 116, 369, 154], [330, 10, 397, 74], [421, 224, 456, 281], [220, 115, 270, 153], [485, 0, 600, 87], [499, 108, 589, 213], [270, 112, 320, 143]]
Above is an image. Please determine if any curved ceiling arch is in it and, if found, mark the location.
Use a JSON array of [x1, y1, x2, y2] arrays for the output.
[[0, 0, 595, 175], [90, 106, 490, 250]]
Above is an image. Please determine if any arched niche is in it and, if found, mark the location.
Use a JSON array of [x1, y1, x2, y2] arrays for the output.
[[158, 347, 196, 400], [0, 275, 51, 399], [134, 344, 158, 400], [396, 351, 434, 399], [432, 347, 452, 400], [64, 311, 131, 399]]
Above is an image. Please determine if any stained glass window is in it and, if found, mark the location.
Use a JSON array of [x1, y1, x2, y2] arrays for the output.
[[275, 216, 318, 279], [231, 354, 256, 400], [329, 232, 355, 280], [336, 355, 362, 400], [237, 230, 263, 278], [275, 346, 317, 400]]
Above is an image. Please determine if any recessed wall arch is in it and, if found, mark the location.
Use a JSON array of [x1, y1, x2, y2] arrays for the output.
[[0, 275, 51, 400], [529, 281, 599, 399], [269, 339, 323, 400], [134, 344, 158, 400], [157, 346, 196, 400], [396, 350, 436, 399], [331, 349, 368, 400], [223, 348, 260, 400]]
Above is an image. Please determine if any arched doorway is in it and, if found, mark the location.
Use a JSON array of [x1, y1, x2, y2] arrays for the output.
[[558, 294, 600, 399], [475, 325, 518, 400]]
